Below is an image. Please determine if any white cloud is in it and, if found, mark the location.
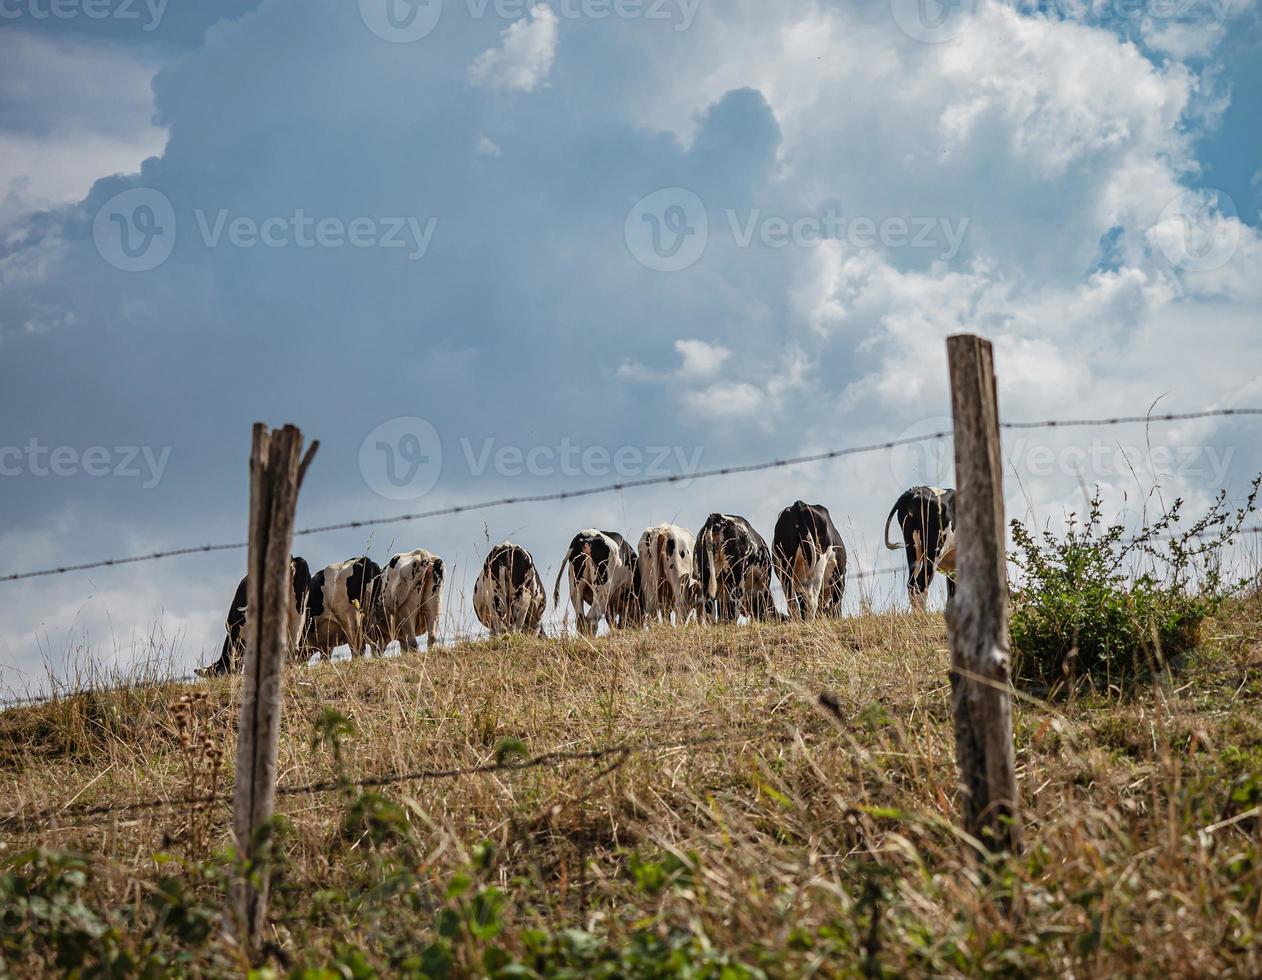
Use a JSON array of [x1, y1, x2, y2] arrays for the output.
[[683, 381, 765, 419], [1140, 19, 1224, 59], [468, 4, 559, 92], [0, 31, 166, 205], [625, 1, 1202, 281], [674, 339, 730, 379]]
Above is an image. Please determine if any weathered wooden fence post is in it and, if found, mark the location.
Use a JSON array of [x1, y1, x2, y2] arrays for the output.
[[945, 334, 1021, 855], [231, 423, 317, 953]]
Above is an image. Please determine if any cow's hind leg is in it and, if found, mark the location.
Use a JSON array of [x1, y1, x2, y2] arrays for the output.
[[422, 596, 440, 649], [570, 582, 593, 635], [782, 579, 803, 620], [346, 611, 370, 658], [906, 543, 933, 612], [400, 613, 420, 653], [587, 587, 613, 635]]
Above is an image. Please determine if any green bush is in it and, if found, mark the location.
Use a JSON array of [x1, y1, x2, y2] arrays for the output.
[[1009, 481, 1258, 692]]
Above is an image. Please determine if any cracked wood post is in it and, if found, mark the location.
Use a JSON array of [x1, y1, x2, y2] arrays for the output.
[[231, 423, 317, 953], [945, 334, 1021, 855]]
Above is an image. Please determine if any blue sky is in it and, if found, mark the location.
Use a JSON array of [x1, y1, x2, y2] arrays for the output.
[[1, 0, 1259, 693]]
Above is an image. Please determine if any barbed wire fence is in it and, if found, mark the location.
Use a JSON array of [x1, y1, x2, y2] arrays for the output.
[[0, 721, 788, 833], [5, 408, 1259, 585], [0, 388, 1259, 935], [0, 406, 1259, 712]]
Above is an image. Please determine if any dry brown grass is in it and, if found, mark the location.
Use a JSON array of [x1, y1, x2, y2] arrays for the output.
[[3, 599, 1262, 976]]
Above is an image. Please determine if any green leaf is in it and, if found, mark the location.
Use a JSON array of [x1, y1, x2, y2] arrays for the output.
[[494, 737, 528, 766], [437, 907, 461, 940], [445, 872, 472, 900]]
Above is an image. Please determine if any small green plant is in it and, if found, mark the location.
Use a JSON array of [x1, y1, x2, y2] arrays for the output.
[[1009, 480, 1259, 692], [0, 846, 231, 975], [311, 706, 355, 792], [0, 849, 120, 974]]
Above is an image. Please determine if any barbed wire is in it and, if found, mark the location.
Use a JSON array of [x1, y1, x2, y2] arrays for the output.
[[998, 408, 1262, 430], [0, 543, 246, 583], [0, 431, 951, 584], [3, 406, 1258, 586], [0, 724, 781, 832]]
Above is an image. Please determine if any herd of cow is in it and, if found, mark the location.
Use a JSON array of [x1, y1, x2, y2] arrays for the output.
[[197, 486, 957, 676]]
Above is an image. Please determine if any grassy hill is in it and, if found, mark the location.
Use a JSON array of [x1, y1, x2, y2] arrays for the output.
[[3, 598, 1262, 977]]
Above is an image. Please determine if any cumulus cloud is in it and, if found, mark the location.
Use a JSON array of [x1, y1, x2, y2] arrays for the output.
[[683, 381, 765, 419], [674, 339, 730, 379], [468, 4, 559, 92], [0, 31, 166, 204]]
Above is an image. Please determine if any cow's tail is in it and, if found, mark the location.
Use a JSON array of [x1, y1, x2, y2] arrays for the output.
[[552, 545, 572, 606], [430, 558, 445, 626], [700, 527, 718, 599], [792, 501, 818, 568], [498, 556, 514, 609], [883, 501, 903, 550], [369, 573, 386, 635], [416, 560, 437, 623], [494, 558, 513, 628]]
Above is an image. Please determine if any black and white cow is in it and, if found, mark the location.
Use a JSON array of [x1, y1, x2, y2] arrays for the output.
[[552, 530, 639, 635], [772, 501, 847, 619], [636, 523, 698, 625], [305, 556, 383, 659], [474, 542, 547, 635], [696, 513, 779, 623], [196, 557, 311, 677], [374, 548, 444, 651], [884, 486, 957, 611]]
